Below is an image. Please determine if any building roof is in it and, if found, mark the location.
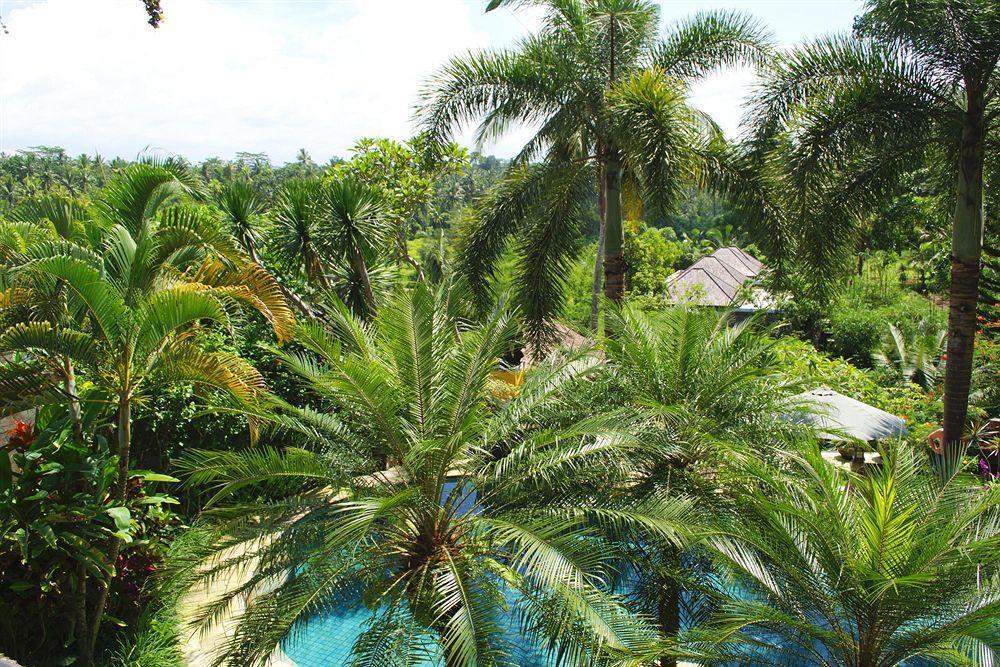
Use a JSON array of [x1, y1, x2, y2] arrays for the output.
[[789, 387, 909, 441], [520, 321, 593, 366], [665, 246, 770, 309]]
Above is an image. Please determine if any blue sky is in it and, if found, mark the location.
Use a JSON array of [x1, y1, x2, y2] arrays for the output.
[[0, 0, 862, 164]]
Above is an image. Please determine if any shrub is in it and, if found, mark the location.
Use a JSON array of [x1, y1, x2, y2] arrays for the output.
[[624, 220, 681, 295], [824, 280, 945, 367], [826, 306, 886, 366]]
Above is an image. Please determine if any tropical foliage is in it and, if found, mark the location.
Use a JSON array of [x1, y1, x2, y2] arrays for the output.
[[739, 0, 1000, 453], [1, 1, 999, 666], [171, 286, 695, 666], [418, 0, 770, 344], [695, 443, 1000, 667]]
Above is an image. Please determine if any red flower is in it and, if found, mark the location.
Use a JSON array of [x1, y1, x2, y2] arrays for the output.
[[5, 419, 34, 452]]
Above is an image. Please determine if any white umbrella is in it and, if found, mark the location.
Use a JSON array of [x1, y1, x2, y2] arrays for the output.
[[790, 387, 908, 441]]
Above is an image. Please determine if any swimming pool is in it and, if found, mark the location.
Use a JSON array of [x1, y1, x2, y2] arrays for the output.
[[281, 480, 559, 666], [281, 595, 556, 667], [277, 481, 938, 667]]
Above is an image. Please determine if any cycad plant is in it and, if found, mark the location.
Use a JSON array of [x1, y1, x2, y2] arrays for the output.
[[695, 443, 1000, 667], [0, 163, 293, 662], [873, 319, 946, 390], [745, 0, 1000, 453], [601, 305, 806, 666], [418, 0, 770, 343], [174, 285, 697, 667]]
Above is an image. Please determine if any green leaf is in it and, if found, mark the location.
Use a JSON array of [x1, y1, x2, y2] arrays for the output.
[[34, 522, 58, 549], [136, 495, 179, 505], [106, 506, 132, 532], [131, 470, 180, 484]]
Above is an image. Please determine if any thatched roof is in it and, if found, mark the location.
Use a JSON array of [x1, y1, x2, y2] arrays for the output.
[[521, 322, 593, 366], [789, 387, 909, 442], [665, 246, 772, 310]]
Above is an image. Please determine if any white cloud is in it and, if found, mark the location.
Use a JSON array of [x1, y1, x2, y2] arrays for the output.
[[0, 0, 534, 163], [0, 0, 851, 163]]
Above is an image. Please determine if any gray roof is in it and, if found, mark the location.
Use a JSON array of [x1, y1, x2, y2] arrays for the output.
[[790, 387, 909, 441], [665, 246, 770, 308]]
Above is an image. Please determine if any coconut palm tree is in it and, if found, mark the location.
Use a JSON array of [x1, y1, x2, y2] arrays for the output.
[[694, 443, 1000, 666], [417, 0, 770, 344], [601, 304, 807, 666], [873, 319, 946, 390], [173, 285, 696, 667], [746, 0, 1000, 454], [0, 163, 293, 663]]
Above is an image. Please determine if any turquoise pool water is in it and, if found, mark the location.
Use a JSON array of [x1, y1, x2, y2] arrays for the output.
[[281, 596, 556, 667], [281, 480, 558, 666], [278, 481, 937, 666]]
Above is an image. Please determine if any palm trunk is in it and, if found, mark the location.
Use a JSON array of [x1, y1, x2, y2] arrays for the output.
[[590, 163, 607, 331], [87, 395, 131, 661], [74, 561, 90, 665], [657, 546, 681, 667], [63, 356, 84, 444], [942, 93, 986, 455], [351, 246, 377, 317], [603, 150, 626, 302]]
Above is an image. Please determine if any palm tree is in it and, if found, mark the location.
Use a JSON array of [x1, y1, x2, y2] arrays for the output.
[[746, 0, 1000, 454], [174, 285, 695, 667], [272, 175, 390, 318], [0, 163, 293, 663], [694, 443, 1000, 666], [216, 180, 317, 318], [873, 319, 946, 390], [3, 194, 96, 443], [418, 0, 770, 343], [601, 304, 807, 666]]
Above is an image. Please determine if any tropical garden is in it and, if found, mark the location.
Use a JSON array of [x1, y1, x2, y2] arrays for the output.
[[0, 0, 998, 666]]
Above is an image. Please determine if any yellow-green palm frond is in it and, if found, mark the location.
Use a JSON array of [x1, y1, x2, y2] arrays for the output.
[[0, 287, 33, 311], [194, 259, 295, 344], [0, 357, 67, 412], [0, 321, 104, 368], [154, 205, 245, 269], [10, 194, 92, 241], [156, 345, 266, 407], [0, 220, 52, 261], [97, 162, 190, 237], [17, 251, 126, 344], [134, 287, 232, 366]]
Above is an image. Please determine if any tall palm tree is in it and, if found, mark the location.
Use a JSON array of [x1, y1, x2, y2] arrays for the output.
[[418, 0, 770, 343], [601, 304, 807, 666], [174, 285, 695, 667], [0, 163, 293, 663], [694, 443, 1000, 666], [746, 0, 1000, 454]]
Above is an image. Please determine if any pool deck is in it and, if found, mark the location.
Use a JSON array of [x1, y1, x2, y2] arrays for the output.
[[179, 538, 296, 667]]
